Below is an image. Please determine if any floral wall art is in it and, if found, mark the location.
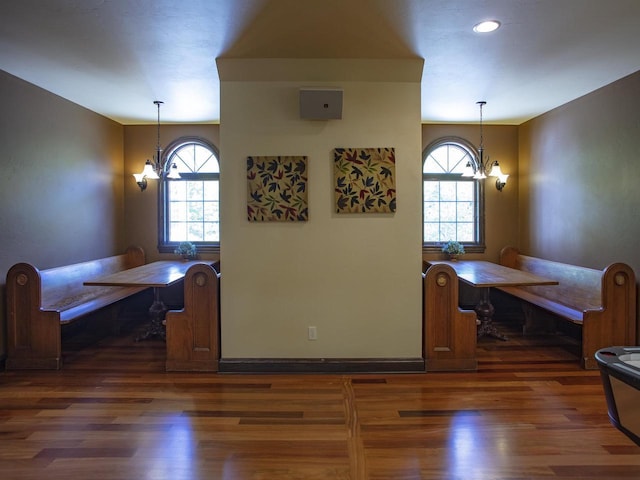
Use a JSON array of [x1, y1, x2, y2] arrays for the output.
[[247, 155, 308, 221], [334, 147, 396, 213]]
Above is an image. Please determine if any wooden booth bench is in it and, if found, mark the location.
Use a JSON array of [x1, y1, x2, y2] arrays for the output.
[[423, 263, 478, 371], [498, 246, 636, 369], [165, 262, 220, 372], [5, 246, 147, 370]]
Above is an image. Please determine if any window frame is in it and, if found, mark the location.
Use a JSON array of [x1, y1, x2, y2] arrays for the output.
[[422, 136, 486, 254], [157, 136, 220, 254]]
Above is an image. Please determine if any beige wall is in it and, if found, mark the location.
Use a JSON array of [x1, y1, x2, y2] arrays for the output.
[[217, 58, 424, 359], [0, 70, 125, 360], [519, 70, 640, 340]]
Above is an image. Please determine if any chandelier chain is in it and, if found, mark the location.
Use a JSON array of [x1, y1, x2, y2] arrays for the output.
[[477, 100, 486, 155], [154, 100, 163, 159]]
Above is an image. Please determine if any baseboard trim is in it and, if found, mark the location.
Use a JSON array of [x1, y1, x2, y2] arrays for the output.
[[218, 357, 425, 374]]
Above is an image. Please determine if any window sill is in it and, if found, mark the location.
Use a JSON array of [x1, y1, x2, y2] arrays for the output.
[[158, 244, 220, 255], [423, 244, 486, 255]]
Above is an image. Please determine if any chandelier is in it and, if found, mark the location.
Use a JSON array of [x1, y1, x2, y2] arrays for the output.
[[133, 100, 181, 192], [461, 101, 509, 191]]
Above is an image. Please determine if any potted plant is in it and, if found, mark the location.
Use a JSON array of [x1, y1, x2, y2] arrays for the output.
[[441, 240, 465, 261], [174, 241, 197, 260]]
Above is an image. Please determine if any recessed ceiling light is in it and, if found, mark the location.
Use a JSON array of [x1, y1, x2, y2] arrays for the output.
[[473, 20, 501, 33]]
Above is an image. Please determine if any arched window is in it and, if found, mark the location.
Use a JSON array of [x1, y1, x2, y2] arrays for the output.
[[422, 137, 485, 253], [158, 137, 220, 254]]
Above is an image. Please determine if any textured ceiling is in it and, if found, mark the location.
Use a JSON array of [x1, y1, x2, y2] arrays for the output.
[[1, 0, 639, 124]]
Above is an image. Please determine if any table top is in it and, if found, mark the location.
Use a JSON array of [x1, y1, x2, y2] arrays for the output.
[[84, 260, 205, 288], [427, 260, 559, 288]]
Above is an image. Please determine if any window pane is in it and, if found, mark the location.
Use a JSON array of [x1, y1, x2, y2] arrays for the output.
[[188, 202, 203, 221], [204, 180, 219, 200], [170, 222, 187, 241], [457, 201, 474, 222], [457, 182, 474, 201], [204, 222, 220, 242], [204, 201, 219, 221], [424, 223, 439, 242], [440, 182, 457, 201], [440, 223, 457, 241], [457, 223, 474, 242], [424, 201, 439, 222], [169, 181, 187, 200], [194, 145, 219, 173], [187, 181, 203, 200], [187, 222, 204, 241], [170, 201, 187, 222], [448, 145, 469, 173], [429, 149, 448, 173], [174, 147, 195, 173], [423, 182, 439, 201], [440, 201, 456, 222]]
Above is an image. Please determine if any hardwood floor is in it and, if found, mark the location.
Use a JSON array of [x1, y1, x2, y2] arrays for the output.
[[1, 321, 639, 479]]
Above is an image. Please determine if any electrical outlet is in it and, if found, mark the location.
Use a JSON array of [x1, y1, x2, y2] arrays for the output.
[[308, 326, 317, 340]]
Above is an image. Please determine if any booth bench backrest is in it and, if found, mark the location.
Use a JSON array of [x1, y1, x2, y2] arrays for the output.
[[39, 247, 146, 312], [500, 248, 602, 312]]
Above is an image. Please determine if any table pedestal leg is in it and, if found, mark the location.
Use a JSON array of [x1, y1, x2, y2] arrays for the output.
[[135, 287, 167, 342], [475, 287, 508, 341]]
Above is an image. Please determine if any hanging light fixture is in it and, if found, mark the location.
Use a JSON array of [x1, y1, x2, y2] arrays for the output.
[[461, 101, 509, 191], [133, 100, 181, 191]]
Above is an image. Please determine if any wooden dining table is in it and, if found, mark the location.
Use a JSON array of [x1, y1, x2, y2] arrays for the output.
[[84, 260, 205, 341], [428, 260, 559, 340]]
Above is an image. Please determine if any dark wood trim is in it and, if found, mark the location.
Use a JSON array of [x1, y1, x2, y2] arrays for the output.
[[219, 358, 425, 374]]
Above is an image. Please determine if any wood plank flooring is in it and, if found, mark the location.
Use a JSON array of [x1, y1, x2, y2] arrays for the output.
[[1, 321, 639, 479]]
